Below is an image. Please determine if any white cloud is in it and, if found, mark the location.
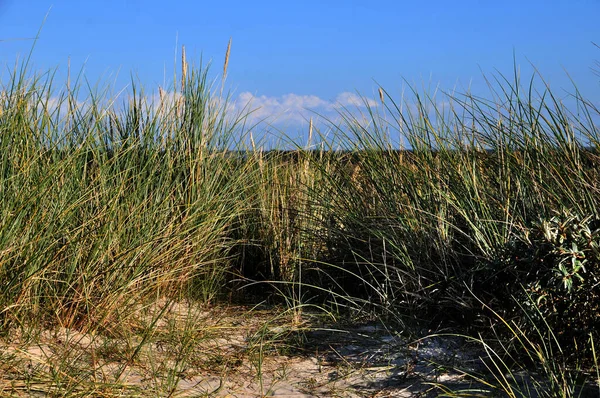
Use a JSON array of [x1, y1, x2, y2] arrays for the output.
[[28, 90, 381, 142], [29, 93, 90, 123], [231, 91, 380, 126], [150, 90, 183, 112], [334, 92, 378, 109]]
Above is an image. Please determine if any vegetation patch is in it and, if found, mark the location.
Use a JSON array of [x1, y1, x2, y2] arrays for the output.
[[0, 45, 599, 396]]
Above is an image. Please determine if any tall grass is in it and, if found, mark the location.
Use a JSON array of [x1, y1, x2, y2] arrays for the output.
[[0, 53, 254, 334], [297, 69, 600, 377], [1, 46, 599, 395]]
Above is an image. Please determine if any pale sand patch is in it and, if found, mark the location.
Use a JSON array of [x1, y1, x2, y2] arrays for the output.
[[0, 303, 488, 397]]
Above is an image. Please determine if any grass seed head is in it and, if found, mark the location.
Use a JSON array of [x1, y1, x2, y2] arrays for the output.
[[223, 38, 232, 79], [308, 117, 313, 148], [181, 45, 187, 92]]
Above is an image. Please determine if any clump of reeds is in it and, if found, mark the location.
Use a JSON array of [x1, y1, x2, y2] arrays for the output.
[[0, 49, 254, 336], [1, 40, 599, 396], [298, 67, 600, 380]]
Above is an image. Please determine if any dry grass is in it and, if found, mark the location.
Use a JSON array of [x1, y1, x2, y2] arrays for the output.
[[223, 38, 231, 80], [181, 45, 187, 93]]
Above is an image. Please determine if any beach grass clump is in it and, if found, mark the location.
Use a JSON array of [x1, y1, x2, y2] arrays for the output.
[[0, 56, 253, 335], [303, 71, 600, 345]]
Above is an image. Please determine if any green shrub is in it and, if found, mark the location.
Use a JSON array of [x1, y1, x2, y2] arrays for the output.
[[517, 210, 600, 355]]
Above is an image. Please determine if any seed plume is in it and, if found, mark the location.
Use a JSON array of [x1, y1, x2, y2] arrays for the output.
[[223, 38, 232, 79], [181, 45, 187, 93]]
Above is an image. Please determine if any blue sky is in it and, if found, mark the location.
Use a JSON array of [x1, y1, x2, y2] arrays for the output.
[[0, 0, 599, 131]]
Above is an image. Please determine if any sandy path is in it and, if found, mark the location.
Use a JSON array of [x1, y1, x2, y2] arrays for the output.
[[0, 304, 488, 397]]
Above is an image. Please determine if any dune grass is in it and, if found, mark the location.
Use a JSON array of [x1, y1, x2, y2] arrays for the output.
[[0, 46, 599, 396]]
